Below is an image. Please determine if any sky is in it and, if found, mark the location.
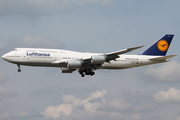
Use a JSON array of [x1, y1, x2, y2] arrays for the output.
[[0, 0, 180, 120]]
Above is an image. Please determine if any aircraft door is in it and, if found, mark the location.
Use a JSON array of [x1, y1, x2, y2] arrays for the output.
[[54, 57, 57, 61], [24, 51, 29, 60]]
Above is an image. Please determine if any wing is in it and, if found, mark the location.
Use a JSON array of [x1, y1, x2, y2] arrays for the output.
[[52, 45, 144, 72], [105, 45, 144, 61], [83, 45, 144, 62]]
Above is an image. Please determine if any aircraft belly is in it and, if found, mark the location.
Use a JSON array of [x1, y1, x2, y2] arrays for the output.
[[11, 61, 66, 67], [101, 60, 137, 69]]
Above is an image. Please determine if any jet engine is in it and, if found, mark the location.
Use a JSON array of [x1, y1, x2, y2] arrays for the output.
[[61, 68, 75, 73], [91, 55, 106, 64], [67, 60, 82, 68]]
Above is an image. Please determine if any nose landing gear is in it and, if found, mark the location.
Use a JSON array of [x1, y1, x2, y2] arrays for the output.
[[17, 65, 21, 72]]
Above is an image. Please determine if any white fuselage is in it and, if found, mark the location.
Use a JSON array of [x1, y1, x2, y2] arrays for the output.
[[2, 48, 168, 69]]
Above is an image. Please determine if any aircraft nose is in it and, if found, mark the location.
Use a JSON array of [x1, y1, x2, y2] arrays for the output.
[[2, 54, 7, 60]]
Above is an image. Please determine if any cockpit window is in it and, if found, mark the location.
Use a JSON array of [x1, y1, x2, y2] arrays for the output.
[[13, 49, 17, 51]]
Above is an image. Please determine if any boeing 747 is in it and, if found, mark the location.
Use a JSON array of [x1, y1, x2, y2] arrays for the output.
[[2, 34, 176, 77]]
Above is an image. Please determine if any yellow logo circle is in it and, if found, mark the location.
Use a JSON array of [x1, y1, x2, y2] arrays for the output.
[[157, 40, 169, 52]]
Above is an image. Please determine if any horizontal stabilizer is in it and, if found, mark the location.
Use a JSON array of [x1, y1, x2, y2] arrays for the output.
[[149, 55, 177, 61]]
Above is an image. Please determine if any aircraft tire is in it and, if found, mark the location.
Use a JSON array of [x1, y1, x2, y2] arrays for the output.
[[81, 74, 85, 77], [90, 71, 95, 76], [18, 69, 21, 72]]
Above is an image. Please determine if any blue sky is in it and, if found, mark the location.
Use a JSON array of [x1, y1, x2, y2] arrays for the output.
[[0, 0, 180, 120]]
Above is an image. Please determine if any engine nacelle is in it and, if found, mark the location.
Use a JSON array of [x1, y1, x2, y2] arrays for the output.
[[91, 55, 106, 64], [67, 60, 82, 68], [61, 68, 75, 73]]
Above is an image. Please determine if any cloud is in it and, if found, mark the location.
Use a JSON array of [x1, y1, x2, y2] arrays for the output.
[[109, 99, 131, 110], [42, 89, 107, 119], [0, 112, 29, 120], [89, 98, 103, 104], [145, 61, 180, 81], [42, 103, 72, 119], [13, 111, 29, 117], [0, 0, 114, 17], [0, 113, 10, 119], [42, 89, 155, 120], [104, 112, 142, 120], [97, 90, 157, 113], [154, 88, 180, 103], [0, 72, 7, 84], [0, 86, 18, 100], [177, 115, 180, 120], [32, 86, 62, 95], [62, 89, 107, 113], [7, 34, 63, 49], [98, 98, 155, 113]]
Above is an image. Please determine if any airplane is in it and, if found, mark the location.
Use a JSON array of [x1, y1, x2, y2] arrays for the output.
[[2, 34, 177, 77]]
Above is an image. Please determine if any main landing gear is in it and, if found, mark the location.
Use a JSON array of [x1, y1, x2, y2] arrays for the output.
[[79, 69, 95, 77], [17, 65, 21, 72]]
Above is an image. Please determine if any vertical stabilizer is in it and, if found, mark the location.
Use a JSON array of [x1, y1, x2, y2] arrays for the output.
[[142, 34, 174, 56]]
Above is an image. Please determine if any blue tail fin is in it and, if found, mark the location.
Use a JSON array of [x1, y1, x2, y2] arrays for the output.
[[142, 34, 174, 56]]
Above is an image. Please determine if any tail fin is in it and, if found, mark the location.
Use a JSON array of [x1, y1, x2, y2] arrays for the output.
[[142, 34, 174, 56]]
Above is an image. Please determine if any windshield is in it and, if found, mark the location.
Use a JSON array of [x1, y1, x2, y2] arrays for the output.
[[13, 48, 17, 51]]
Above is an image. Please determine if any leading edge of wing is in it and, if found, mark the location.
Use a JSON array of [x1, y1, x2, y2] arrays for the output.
[[106, 45, 144, 57], [82, 45, 144, 62]]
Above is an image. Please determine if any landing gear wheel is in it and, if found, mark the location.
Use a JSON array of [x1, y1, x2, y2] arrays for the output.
[[79, 71, 83, 74], [90, 71, 95, 76], [81, 74, 85, 77], [17, 65, 21, 72], [18, 69, 21, 72], [85, 71, 90, 75], [79, 69, 95, 77]]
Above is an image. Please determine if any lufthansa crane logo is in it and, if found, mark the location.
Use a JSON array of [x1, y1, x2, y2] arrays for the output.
[[157, 40, 169, 51]]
